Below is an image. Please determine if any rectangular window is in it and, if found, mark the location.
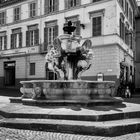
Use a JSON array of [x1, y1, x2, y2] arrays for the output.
[[26, 25, 39, 46], [65, 0, 80, 9], [30, 63, 35, 75], [125, 1, 128, 17], [44, 0, 58, 14], [29, 2, 36, 18], [44, 21, 58, 51], [92, 16, 102, 37], [48, 27, 55, 44], [0, 35, 7, 50], [11, 28, 22, 49], [120, 13, 125, 40], [129, 8, 133, 25], [14, 7, 21, 22], [49, 0, 55, 13], [119, 0, 124, 9], [92, 0, 101, 2], [0, 11, 6, 25]]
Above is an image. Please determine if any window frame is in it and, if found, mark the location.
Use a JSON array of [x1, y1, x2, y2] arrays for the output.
[[44, 20, 58, 50], [89, 10, 104, 37], [65, 0, 80, 9], [0, 35, 6, 50], [30, 62, 36, 76], [92, 16, 102, 37], [26, 24, 39, 47], [13, 6, 21, 22], [29, 1, 37, 18], [0, 11, 6, 25]]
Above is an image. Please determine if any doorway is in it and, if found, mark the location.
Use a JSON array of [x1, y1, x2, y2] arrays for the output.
[[4, 61, 16, 86]]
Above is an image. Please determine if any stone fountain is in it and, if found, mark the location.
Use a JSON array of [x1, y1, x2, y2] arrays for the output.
[[16, 21, 122, 106]]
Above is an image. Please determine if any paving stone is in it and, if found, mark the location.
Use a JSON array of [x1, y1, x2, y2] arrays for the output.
[[0, 127, 140, 140]]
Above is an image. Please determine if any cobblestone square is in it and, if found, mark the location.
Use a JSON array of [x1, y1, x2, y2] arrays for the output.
[[0, 127, 140, 140]]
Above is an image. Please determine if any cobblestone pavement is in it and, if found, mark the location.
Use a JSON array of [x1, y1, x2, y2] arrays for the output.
[[0, 127, 140, 140]]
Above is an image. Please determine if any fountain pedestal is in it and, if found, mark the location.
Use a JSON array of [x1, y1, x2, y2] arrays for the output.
[[17, 80, 123, 106]]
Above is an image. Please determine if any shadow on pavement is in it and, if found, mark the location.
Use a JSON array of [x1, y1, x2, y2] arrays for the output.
[[123, 97, 140, 104], [0, 88, 22, 97]]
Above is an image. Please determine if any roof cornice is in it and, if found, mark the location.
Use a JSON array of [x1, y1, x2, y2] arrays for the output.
[[0, 0, 27, 8]]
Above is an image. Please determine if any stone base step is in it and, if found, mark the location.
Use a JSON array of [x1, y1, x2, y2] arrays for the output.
[[0, 106, 140, 122], [0, 117, 140, 136], [10, 97, 123, 106]]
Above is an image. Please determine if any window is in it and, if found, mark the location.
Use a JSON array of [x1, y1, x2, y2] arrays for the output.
[[119, 0, 124, 9], [125, 23, 129, 45], [14, 7, 21, 21], [11, 28, 22, 49], [70, 0, 77, 7], [92, 0, 101, 2], [129, 8, 133, 25], [30, 63, 35, 75], [29, 2, 36, 18], [65, 0, 80, 9], [65, 16, 80, 35], [120, 13, 125, 40], [129, 31, 133, 49], [0, 11, 6, 25], [44, 0, 58, 14], [44, 21, 58, 51], [125, 1, 129, 17], [26, 25, 39, 46], [92, 16, 102, 36], [0, 32, 7, 50]]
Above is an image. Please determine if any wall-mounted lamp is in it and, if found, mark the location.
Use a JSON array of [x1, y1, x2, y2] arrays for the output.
[[80, 24, 85, 29]]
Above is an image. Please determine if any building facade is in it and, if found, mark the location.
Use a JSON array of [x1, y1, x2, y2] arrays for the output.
[[135, 1, 140, 89], [0, 0, 138, 93]]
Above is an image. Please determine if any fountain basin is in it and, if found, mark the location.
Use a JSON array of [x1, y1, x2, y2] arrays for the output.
[[19, 80, 123, 106]]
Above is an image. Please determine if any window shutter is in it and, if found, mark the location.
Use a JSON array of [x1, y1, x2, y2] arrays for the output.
[[54, 0, 59, 11], [65, 0, 69, 9], [130, 33, 133, 49], [76, 20, 80, 35], [92, 17, 102, 36], [54, 25, 58, 38], [44, 0, 49, 14], [4, 36, 7, 50], [120, 19, 122, 38], [129, 33, 132, 49], [26, 31, 30, 47], [76, 0, 80, 6], [19, 33, 22, 48], [35, 29, 39, 45], [44, 27, 48, 51], [68, 0, 71, 8], [122, 23, 125, 40], [30, 3, 32, 17], [11, 34, 14, 49]]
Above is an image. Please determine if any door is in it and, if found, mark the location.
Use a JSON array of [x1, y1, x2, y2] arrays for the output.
[[4, 62, 15, 86]]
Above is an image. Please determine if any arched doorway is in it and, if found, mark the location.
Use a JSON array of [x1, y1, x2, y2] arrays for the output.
[[45, 63, 57, 80]]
